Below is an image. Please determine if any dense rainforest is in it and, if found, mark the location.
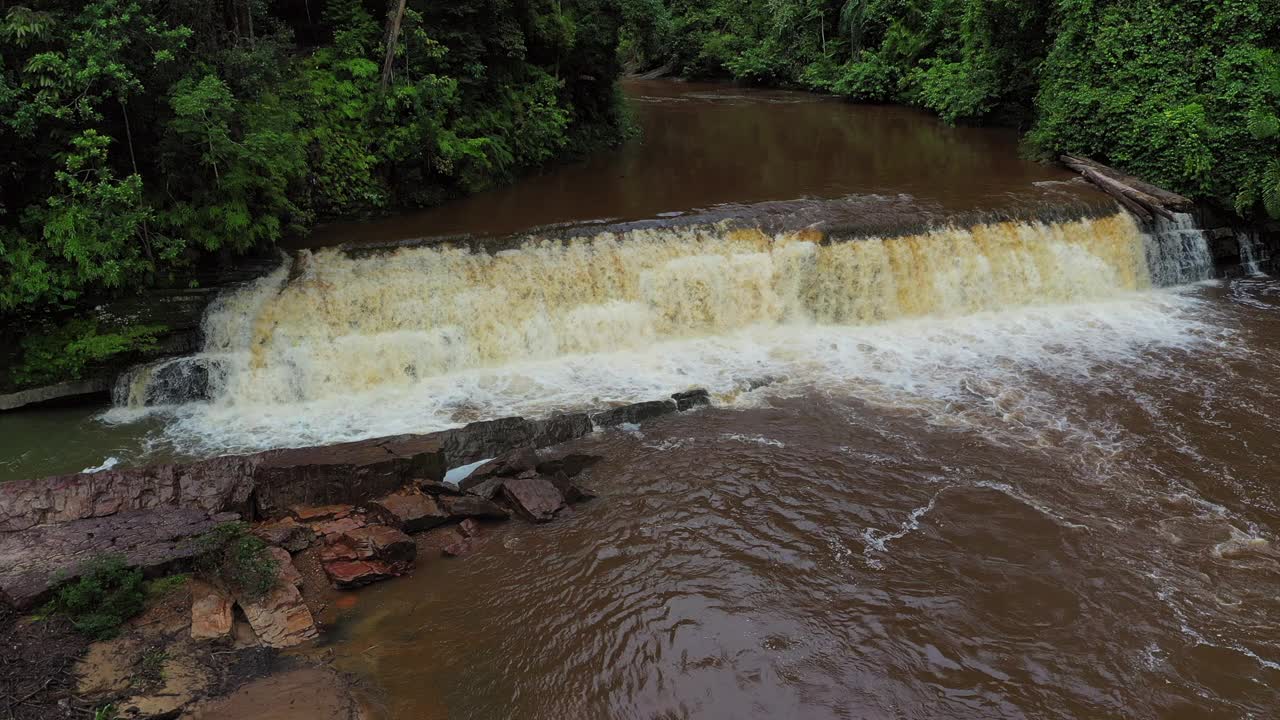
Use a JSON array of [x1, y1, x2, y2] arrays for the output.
[[620, 0, 1280, 221], [0, 0, 624, 382], [3, 0, 1280, 390]]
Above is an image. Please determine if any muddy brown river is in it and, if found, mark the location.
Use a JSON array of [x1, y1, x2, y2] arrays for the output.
[[5, 81, 1279, 717]]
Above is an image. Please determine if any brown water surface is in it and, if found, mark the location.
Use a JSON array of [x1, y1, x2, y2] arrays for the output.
[[305, 80, 1089, 247], [330, 277, 1280, 719]]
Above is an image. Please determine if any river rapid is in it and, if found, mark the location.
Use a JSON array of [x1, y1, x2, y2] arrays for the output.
[[5, 81, 1280, 717]]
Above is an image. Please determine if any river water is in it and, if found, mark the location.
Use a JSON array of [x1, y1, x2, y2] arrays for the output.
[[5, 81, 1280, 717]]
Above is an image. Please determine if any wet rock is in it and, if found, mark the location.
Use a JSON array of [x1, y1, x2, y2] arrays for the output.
[[462, 476, 507, 501], [547, 473, 598, 504], [501, 477, 565, 523], [253, 434, 446, 517], [530, 413, 594, 448], [459, 447, 539, 491], [744, 374, 785, 391], [267, 547, 304, 588], [328, 525, 416, 567], [238, 582, 318, 649], [123, 356, 221, 406], [591, 400, 677, 428], [0, 455, 256, 533], [441, 494, 510, 521], [0, 507, 239, 610], [190, 580, 234, 643], [442, 538, 476, 557], [536, 454, 602, 478], [438, 414, 593, 468], [418, 479, 463, 496], [458, 518, 481, 538], [252, 517, 316, 553], [671, 387, 711, 411], [371, 488, 450, 533], [323, 560, 397, 589], [292, 504, 370, 538]]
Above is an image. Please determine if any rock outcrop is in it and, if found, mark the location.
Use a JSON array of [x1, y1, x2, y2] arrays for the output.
[[0, 507, 239, 609], [189, 580, 234, 643]]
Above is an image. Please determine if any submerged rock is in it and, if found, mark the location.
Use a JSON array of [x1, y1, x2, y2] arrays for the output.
[[591, 400, 677, 428], [535, 453, 602, 478], [671, 387, 711, 411], [501, 477, 565, 523]]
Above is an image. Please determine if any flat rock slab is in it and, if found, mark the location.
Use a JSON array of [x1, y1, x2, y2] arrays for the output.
[[501, 477, 565, 523], [0, 507, 239, 610], [323, 560, 397, 589], [252, 517, 316, 553], [591, 400, 677, 428], [190, 579, 234, 643], [440, 494, 510, 520], [371, 488, 450, 533], [239, 582, 318, 649]]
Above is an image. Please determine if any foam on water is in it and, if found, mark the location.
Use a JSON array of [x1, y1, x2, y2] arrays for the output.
[[103, 212, 1226, 456]]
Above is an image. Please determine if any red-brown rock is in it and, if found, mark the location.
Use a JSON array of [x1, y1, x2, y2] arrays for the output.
[[267, 547, 304, 588], [370, 489, 449, 533], [501, 477, 564, 523], [458, 518, 481, 538], [323, 560, 396, 589], [239, 582, 318, 648], [252, 517, 316, 553], [458, 447, 539, 491], [190, 579, 234, 643], [440, 494, 510, 521], [442, 538, 476, 557]]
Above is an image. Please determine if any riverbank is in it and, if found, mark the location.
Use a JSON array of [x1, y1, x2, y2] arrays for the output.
[[0, 390, 707, 718]]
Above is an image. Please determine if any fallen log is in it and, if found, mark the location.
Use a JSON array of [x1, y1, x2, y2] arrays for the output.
[[1061, 155, 1193, 210], [1061, 156, 1177, 222]]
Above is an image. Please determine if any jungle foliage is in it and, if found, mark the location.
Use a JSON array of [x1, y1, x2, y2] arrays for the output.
[[0, 0, 626, 318], [621, 0, 1280, 220]]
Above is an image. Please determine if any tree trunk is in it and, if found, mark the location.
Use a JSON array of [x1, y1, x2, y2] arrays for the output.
[[380, 0, 409, 91]]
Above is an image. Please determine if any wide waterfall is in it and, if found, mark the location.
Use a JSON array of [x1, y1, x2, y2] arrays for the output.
[[108, 210, 1218, 454]]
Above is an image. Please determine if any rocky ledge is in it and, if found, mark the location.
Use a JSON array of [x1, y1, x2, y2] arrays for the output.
[[0, 389, 710, 611]]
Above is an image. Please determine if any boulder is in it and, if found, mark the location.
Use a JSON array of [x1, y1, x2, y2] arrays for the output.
[[327, 525, 416, 568], [671, 388, 711, 411], [462, 476, 507, 501], [266, 547, 304, 588], [458, 447, 539, 491], [547, 473, 598, 504], [370, 488, 450, 533], [501, 477, 565, 523], [323, 560, 397, 589], [440, 494, 510, 521], [239, 582, 318, 649], [591, 400, 677, 428], [418, 479, 463, 496], [190, 580, 234, 643], [252, 517, 316, 553], [0, 507, 239, 610]]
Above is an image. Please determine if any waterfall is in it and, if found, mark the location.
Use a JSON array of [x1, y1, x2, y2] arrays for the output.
[[113, 210, 1215, 412], [1143, 213, 1214, 286], [1238, 231, 1269, 275]]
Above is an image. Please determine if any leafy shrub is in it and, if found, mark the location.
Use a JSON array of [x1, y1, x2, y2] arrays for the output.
[[194, 522, 278, 601], [53, 555, 147, 640], [9, 319, 165, 387]]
